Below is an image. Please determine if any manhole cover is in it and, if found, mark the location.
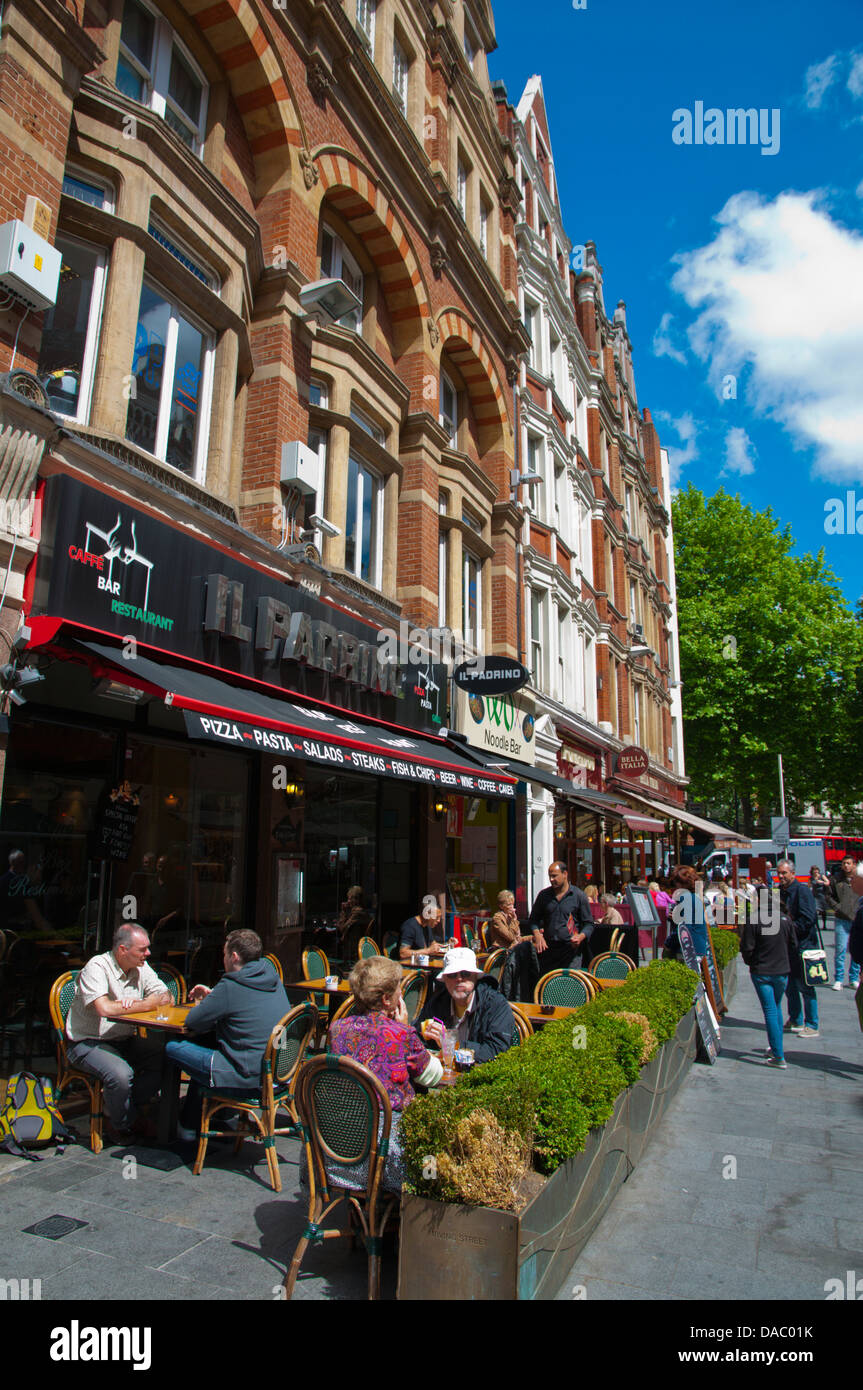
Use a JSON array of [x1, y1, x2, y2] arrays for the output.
[[22, 1215, 89, 1240]]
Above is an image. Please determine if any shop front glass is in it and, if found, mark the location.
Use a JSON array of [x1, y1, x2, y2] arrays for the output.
[[554, 804, 600, 887]]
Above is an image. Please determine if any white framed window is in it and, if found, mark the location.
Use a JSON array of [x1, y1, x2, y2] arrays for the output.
[[463, 11, 479, 65], [624, 485, 633, 531], [558, 607, 568, 702], [393, 36, 409, 112], [440, 373, 458, 447], [345, 454, 383, 586], [554, 460, 566, 537], [62, 169, 114, 213], [148, 217, 217, 290], [126, 279, 214, 480], [37, 236, 106, 423], [116, 0, 208, 154], [630, 580, 638, 627], [633, 684, 641, 745], [438, 492, 448, 625], [479, 197, 489, 258], [309, 378, 328, 408], [350, 403, 385, 446], [456, 158, 468, 219], [530, 589, 545, 688], [356, 0, 375, 52], [307, 425, 328, 515], [321, 226, 363, 333], [463, 548, 482, 648], [524, 301, 540, 371]]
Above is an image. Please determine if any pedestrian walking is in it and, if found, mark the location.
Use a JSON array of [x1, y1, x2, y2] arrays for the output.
[[740, 892, 796, 1068], [825, 855, 862, 991], [777, 860, 821, 1038]]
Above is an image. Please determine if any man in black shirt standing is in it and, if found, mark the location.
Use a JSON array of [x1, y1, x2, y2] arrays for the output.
[[515, 861, 594, 998]]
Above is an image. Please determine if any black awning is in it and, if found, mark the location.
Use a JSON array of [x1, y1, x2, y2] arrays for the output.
[[78, 641, 518, 798]]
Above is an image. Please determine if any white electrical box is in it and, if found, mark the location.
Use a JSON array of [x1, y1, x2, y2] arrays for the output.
[[0, 220, 62, 310], [280, 440, 322, 496]]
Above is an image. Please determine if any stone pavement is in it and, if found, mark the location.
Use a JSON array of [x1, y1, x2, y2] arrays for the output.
[[0, 1117, 396, 1301], [557, 970, 863, 1301]]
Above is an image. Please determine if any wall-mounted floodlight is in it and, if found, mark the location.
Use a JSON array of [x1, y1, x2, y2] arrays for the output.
[[308, 512, 341, 539], [510, 469, 542, 489], [298, 277, 361, 324]]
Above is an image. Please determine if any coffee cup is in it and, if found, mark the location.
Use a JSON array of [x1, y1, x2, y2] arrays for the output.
[[325, 975, 339, 989]]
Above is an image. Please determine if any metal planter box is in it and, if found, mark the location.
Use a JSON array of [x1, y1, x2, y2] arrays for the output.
[[397, 1006, 697, 1301]]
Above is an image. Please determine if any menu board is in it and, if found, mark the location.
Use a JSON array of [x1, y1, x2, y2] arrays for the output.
[[678, 924, 720, 1065], [446, 874, 488, 913], [93, 783, 140, 862]]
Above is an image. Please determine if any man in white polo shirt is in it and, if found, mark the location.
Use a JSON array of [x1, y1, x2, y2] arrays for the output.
[[65, 923, 172, 1139]]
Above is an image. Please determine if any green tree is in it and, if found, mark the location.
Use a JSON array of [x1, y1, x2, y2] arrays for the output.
[[671, 486, 863, 835]]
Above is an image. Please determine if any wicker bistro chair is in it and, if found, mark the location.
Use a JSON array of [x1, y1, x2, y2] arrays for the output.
[[357, 936, 381, 960], [509, 1002, 534, 1043], [154, 962, 187, 1004], [399, 969, 427, 1025], [482, 948, 506, 984], [609, 927, 625, 953], [48, 971, 103, 1154], [534, 969, 595, 1008], [284, 1054, 398, 1301], [590, 952, 636, 981], [327, 994, 357, 1030], [192, 1002, 318, 1193], [265, 953, 284, 981]]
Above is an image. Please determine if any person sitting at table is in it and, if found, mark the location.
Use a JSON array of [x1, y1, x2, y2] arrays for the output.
[[600, 893, 624, 926], [487, 889, 522, 950], [417, 947, 515, 1063], [585, 884, 599, 905], [326, 955, 443, 1190], [165, 929, 288, 1139], [64, 923, 172, 1141], [399, 893, 446, 965]]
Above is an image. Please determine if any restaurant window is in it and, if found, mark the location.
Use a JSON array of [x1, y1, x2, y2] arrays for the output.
[[37, 237, 106, 422], [111, 739, 249, 978], [345, 454, 383, 586], [126, 280, 214, 479], [321, 227, 363, 333], [116, 0, 208, 154]]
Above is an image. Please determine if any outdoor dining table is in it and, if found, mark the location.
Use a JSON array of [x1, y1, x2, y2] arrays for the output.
[[518, 1003, 578, 1025], [119, 1003, 192, 1145]]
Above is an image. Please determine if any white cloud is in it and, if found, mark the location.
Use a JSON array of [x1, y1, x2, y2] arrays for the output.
[[848, 53, 863, 100], [655, 410, 698, 487], [856, 178, 863, 200], [652, 311, 687, 365], [671, 190, 863, 483], [722, 426, 756, 477], [804, 54, 840, 108]]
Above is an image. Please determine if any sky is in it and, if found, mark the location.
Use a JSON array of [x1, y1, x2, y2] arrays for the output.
[[488, 0, 863, 609]]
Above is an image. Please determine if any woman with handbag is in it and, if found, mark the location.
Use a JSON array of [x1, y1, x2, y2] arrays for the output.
[[777, 861, 821, 1038]]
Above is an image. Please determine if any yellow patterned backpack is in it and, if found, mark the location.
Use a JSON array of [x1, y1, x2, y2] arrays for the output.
[[0, 1072, 75, 1159]]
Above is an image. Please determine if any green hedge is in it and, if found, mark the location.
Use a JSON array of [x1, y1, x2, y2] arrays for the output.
[[401, 958, 699, 1201], [709, 926, 741, 971]]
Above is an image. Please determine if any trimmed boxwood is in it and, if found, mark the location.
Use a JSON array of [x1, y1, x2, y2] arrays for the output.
[[401, 958, 698, 1202], [709, 926, 741, 971]]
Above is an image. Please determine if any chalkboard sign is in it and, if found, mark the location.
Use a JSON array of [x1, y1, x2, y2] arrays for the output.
[[94, 783, 140, 862], [704, 930, 727, 1016], [678, 924, 721, 1064]]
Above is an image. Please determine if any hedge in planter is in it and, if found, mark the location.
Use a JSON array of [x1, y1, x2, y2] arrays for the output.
[[401, 958, 699, 1206], [709, 926, 741, 971]]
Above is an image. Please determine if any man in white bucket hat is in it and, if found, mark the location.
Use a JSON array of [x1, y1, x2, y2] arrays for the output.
[[416, 947, 515, 1062]]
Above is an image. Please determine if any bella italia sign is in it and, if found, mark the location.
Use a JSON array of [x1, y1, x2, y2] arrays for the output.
[[456, 687, 536, 765]]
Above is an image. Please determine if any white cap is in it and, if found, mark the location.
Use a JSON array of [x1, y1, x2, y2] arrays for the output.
[[440, 947, 481, 977]]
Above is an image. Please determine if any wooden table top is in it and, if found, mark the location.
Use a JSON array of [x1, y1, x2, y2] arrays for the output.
[[592, 977, 626, 990], [519, 1003, 579, 1022], [121, 1003, 192, 1032], [292, 978, 351, 994]]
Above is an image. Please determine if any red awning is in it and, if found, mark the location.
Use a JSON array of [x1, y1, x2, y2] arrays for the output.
[[622, 813, 667, 835]]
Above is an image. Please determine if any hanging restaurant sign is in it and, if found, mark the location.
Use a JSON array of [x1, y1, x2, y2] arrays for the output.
[[453, 656, 530, 695]]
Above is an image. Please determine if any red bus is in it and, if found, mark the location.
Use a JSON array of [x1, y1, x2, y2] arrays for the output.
[[823, 836, 863, 870]]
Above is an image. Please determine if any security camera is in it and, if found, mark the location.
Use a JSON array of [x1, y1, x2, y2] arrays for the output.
[[308, 513, 341, 539]]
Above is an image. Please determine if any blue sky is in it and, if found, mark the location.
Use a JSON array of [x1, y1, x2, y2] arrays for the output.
[[488, 0, 863, 608]]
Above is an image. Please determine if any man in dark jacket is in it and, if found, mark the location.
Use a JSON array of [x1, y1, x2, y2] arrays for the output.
[[417, 947, 514, 1062], [522, 861, 594, 999], [777, 861, 820, 1038], [826, 856, 862, 991], [165, 928, 288, 1136]]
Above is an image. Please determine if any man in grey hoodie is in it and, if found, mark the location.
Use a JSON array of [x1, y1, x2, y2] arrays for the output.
[[165, 928, 288, 1136]]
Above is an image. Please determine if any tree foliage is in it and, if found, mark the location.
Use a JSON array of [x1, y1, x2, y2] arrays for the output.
[[671, 486, 863, 834]]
